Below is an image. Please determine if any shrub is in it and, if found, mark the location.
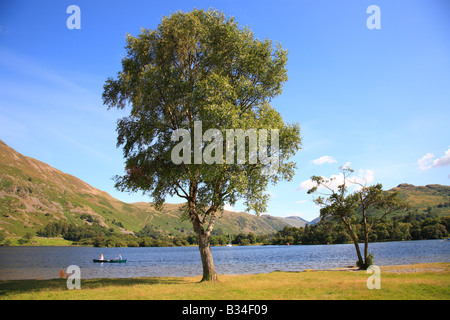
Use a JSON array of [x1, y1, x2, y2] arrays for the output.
[[356, 253, 374, 270]]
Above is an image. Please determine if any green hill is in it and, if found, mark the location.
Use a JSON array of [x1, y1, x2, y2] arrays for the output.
[[361, 183, 450, 219], [391, 183, 450, 216], [0, 139, 292, 238]]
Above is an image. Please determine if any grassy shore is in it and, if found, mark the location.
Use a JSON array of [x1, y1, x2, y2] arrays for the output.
[[3, 237, 76, 246], [0, 262, 448, 300]]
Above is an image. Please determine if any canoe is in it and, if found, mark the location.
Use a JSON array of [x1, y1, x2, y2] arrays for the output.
[[93, 259, 127, 263]]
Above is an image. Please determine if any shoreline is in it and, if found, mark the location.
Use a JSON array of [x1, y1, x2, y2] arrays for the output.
[[1, 262, 448, 300], [2, 237, 449, 248], [1, 261, 448, 281]]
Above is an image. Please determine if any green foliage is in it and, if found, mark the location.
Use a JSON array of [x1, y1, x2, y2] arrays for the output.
[[270, 214, 449, 246], [135, 224, 164, 239], [357, 253, 374, 269], [103, 7, 301, 224], [17, 232, 34, 245]]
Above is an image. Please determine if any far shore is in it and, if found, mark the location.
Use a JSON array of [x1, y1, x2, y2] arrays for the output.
[[2, 236, 449, 248]]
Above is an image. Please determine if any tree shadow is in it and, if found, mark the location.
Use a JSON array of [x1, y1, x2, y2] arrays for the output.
[[0, 277, 190, 298]]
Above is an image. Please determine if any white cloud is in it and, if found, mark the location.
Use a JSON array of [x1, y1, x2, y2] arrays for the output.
[[298, 179, 319, 191], [298, 168, 375, 192], [295, 200, 307, 204], [286, 212, 306, 217], [358, 169, 374, 184], [223, 203, 235, 212], [418, 147, 450, 170], [312, 155, 337, 165], [432, 148, 450, 167], [299, 173, 344, 191], [418, 153, 435, 170]]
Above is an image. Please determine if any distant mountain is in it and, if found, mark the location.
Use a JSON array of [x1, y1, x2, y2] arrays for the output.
[[0, 139, 297, 237], [309, 217, 321, 225], [278, 215, 310, 228], [130, 202, 292, 235]]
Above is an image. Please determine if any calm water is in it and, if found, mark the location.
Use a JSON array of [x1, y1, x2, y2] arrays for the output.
[[0, 240, 449, 280]]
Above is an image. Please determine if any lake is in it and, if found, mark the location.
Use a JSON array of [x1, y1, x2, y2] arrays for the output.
[[0, 240, 449, 280]]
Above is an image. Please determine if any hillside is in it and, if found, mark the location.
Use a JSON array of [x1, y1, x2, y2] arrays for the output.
[[1, 139, 448, 240], [392, 183, 450, 216], [0, 139, 152, 236], [363, 183, 450, 219], [0, 140, 295, 237]]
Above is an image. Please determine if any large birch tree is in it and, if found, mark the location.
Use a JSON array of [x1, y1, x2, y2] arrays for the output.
[[103, 9, 301, 281]]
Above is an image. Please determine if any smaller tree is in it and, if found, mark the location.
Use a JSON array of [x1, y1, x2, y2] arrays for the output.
[[307, 165, 408, 269], [18, 232, 34, 245]]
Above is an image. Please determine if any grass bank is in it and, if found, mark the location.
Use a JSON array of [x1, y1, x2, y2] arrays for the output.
[[4, 237, 75, 246], [0, 263, 448, 300]]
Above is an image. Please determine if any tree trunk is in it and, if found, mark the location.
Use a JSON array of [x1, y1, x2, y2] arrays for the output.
[[350, 233, 364, 269], [198, 233, 219, 282], [189, 201, 219, 282], [341, 218, 364, 268], [363, 214, 369, 269], [361, 206, 371, 270]]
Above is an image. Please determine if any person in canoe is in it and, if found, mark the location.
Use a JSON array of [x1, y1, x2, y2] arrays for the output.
[[99, 254, 105, 260], [114, 254, 122, 261]]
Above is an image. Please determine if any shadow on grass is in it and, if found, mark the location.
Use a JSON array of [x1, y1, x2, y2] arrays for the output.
[[0, 277, 188, 297]]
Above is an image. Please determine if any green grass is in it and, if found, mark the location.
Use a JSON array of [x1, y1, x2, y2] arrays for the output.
[[6, 237, 75, 246], [0, 263, 448, 300]]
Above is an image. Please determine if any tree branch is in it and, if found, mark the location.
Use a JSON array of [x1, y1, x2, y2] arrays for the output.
[[174, 181, 189, 200]]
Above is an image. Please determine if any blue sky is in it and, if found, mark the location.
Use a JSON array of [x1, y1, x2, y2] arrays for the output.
[[0, 0, 449, 221]]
